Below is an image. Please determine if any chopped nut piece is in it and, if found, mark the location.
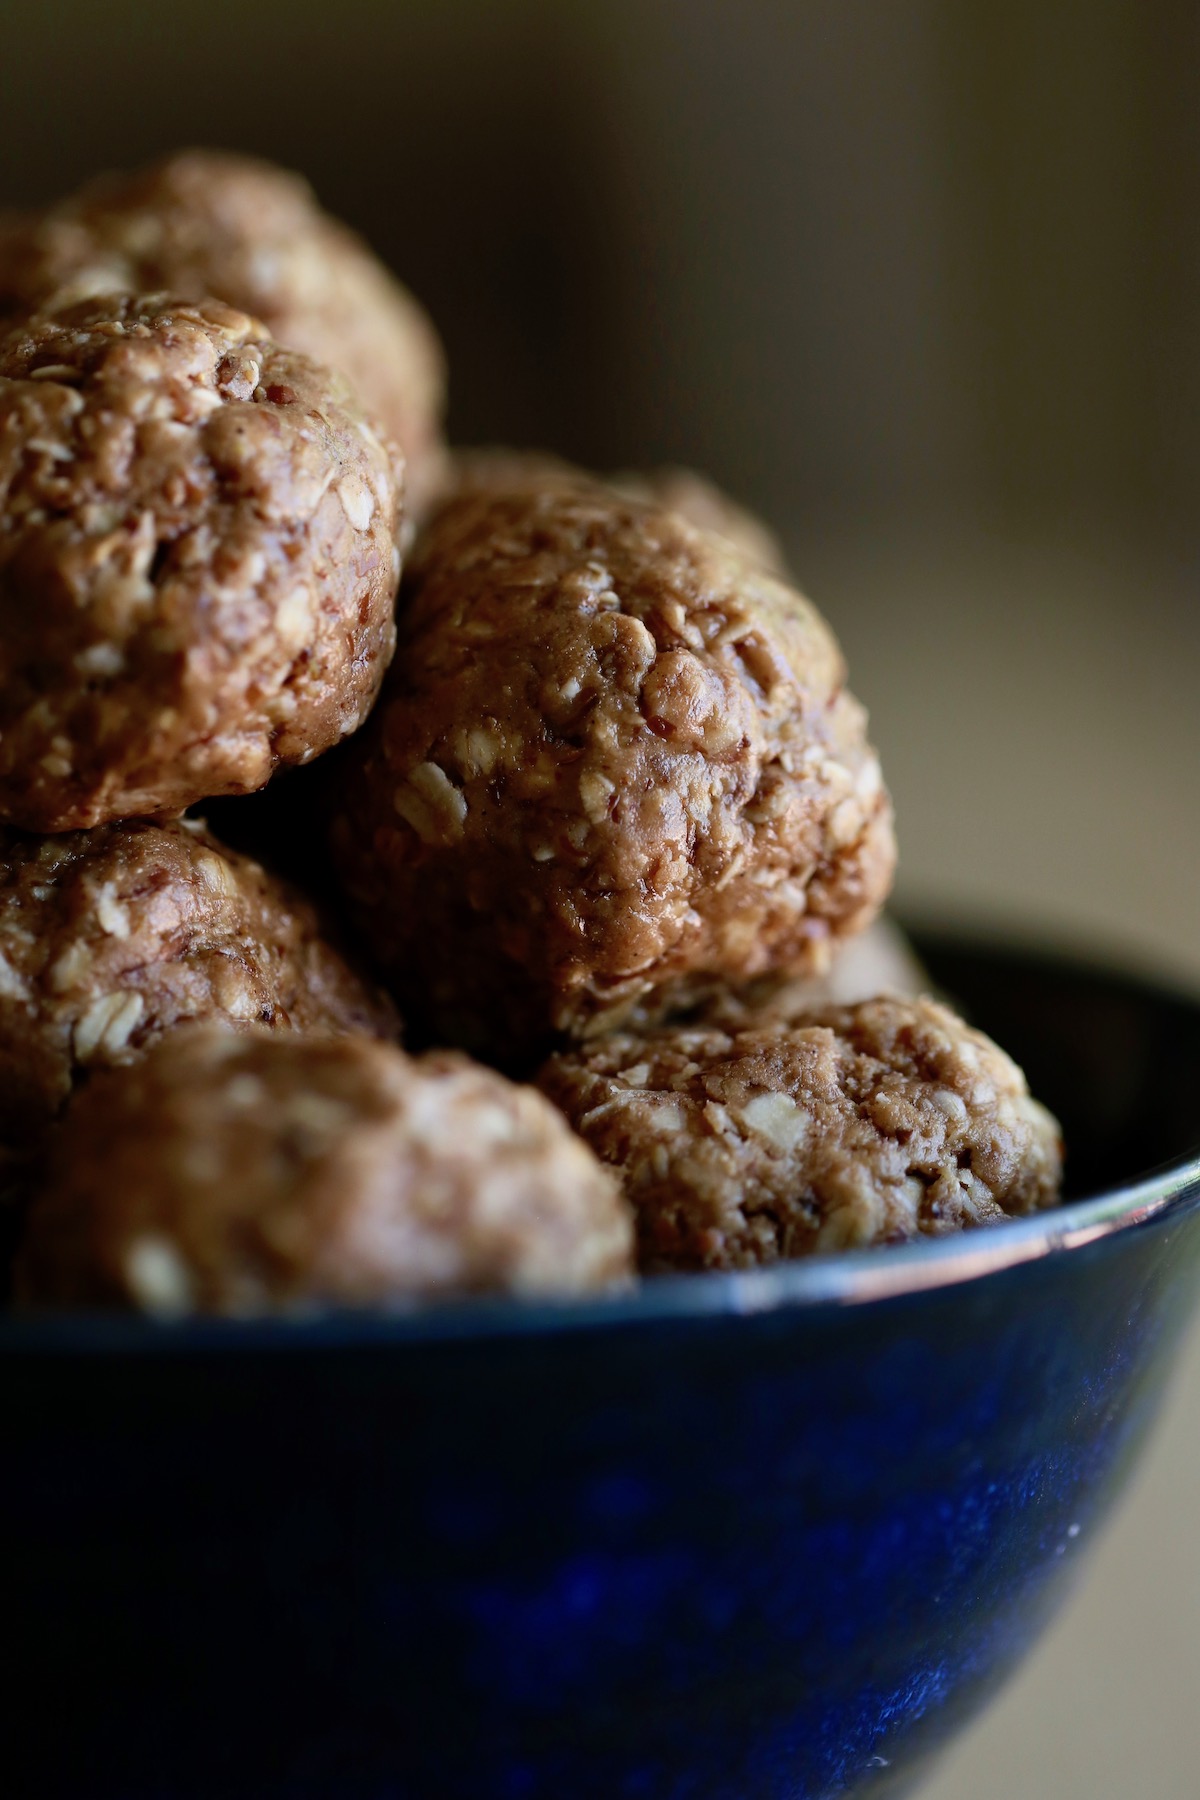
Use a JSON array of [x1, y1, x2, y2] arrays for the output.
[[195, 851, 236, 897], [731, 1090, 810, 1152], [336, 475, 375, 532], [48, 941, 92, 994], [274, 587, 313, 649], [0, 949, 30, 1000], [580, 769, 616, 824], [74, 643, 126, 678]]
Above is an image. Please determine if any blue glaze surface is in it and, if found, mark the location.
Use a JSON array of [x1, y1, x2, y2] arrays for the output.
[[2, 938, 1199, 1799]]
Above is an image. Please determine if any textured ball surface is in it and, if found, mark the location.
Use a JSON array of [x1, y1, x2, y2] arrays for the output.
[[335, 464, 894, 1061], [0, 149, 445, 517], [18, 1027, 634, 1313], [0, 817, 395, 1159], [538, 995, 1063, 1269], [0, 293, 401, 829]]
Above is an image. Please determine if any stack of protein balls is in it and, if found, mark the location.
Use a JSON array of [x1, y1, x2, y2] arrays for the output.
[[0, 152, 1062, 1317]]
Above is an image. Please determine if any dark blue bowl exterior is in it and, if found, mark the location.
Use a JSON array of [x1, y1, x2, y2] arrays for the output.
[[5, 1196, 1200, 1800], [3, 941, 1200, 1800]]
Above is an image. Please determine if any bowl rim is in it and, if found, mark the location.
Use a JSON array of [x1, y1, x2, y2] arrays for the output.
[[4, 936, 1200, 1355]]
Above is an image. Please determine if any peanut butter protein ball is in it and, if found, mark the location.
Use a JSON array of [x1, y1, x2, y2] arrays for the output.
[[538, 995, 1063, 1269], [0, 293, 401, 830], [0, 150, 446, 518], [17, 1027, 634, 1313], [334, 463, 895, 1061], [0, 818, 395, 1163]]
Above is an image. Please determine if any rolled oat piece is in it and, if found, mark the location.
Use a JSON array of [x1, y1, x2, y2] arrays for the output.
[[0, 818, 395, 1162], [17, 1027, 634, 1313], [537, 995, 1063, 1269], [0, 293, 400, 830], [0, 150, 445, 520], [333, 463, 895, 1061], [610, 466, 788, 576]]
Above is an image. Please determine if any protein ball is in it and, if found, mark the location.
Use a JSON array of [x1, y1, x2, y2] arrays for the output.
[[333, 464, 895, 1061], [0, 818, 396, 1161], [0, 293, 400, 830], [537, 995, 1063, 1269], [16, 1027, 634, 1313], [0, 149, 446, 520]]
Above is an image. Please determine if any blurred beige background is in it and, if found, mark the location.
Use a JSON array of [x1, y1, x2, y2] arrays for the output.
[[3, 3, 1198, 1793], [807, 528, 1200, 1800]]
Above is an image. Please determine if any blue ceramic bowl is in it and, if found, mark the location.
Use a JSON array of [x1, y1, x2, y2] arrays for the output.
[[3, 936, 1200, 1800]]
